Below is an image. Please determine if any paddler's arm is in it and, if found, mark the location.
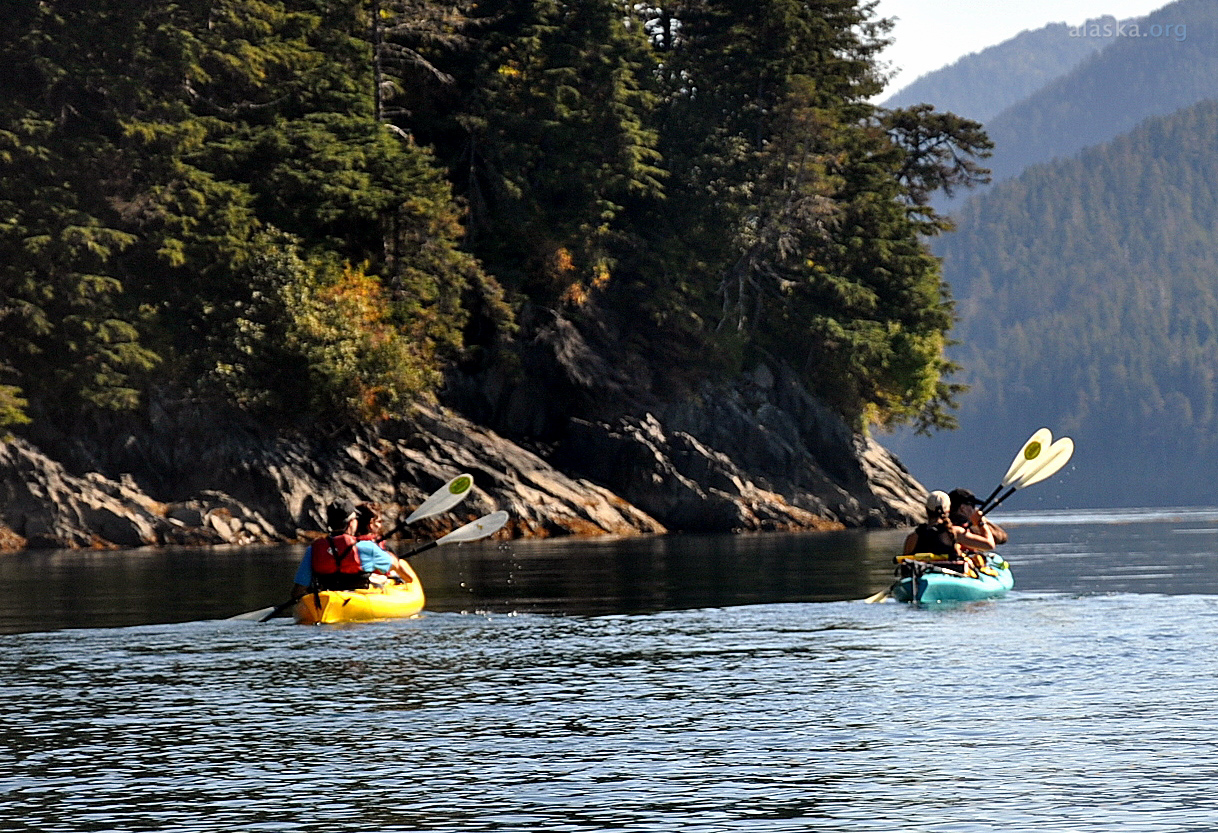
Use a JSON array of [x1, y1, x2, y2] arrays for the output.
[[967, 504, 1007, 546], [357, 539, 414, 584], [984, 519, 1009, 545], [955, 520, 995, 552], [291, 546, 312, 598]]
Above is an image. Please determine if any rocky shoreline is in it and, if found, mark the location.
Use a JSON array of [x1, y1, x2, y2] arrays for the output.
[[0, 365, 927, 551]]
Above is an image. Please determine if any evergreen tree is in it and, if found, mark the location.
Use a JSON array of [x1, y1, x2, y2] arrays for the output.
[[0, 0, 987, 439], [0, 1, 160, 420], [626, 0, 988, 429], [0, 0, 500, 426], [437, 0, 664, 307]]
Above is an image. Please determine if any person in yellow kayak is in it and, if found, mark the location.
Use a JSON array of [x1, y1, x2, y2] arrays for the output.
[[354, 502, 415, 587], [290, 500, 412, 598], [903, 491, 995, 560]]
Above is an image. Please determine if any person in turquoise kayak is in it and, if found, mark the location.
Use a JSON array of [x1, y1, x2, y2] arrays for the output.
[[948, 488, 1008, 546], [290, 499, 408, 598], [903, 490, 995, 557]]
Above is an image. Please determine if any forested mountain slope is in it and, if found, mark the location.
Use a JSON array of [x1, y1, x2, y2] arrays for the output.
[[888, 99, 1218, 505], [0, 0, 988, 440], [881, 17, 1118, 124]]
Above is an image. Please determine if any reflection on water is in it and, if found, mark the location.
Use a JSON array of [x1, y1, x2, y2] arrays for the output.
[[0, 546, 293, 634], [422, 529, 907, 617], [4, 507, 1218, 633], [995, 507, 1218, 596], [0, 528, 908, 634]]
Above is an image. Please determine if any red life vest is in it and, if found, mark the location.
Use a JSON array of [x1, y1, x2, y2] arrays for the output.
[[310, 534, 363, 581]]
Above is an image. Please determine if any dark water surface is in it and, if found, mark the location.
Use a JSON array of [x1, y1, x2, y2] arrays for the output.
[[3, 508, 1218, 831]]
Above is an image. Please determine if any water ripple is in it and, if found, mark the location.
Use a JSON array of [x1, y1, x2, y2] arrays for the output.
[[1, 596, 1216, 831]]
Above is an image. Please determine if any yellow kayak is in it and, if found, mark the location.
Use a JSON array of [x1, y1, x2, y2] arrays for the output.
[[294, 564, 425, 625]]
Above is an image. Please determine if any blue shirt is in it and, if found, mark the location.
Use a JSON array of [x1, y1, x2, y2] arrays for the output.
[[293, 538, 396, 587]]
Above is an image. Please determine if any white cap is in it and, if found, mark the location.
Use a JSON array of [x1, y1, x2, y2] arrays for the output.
[[925, 490, 951, 516]]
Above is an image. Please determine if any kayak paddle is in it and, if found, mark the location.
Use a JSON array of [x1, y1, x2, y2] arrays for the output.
[[982, 437, 1074, 515], [398, 510, 510, 559], [229, 474, 480, 622], [863, 585, 893, 604], [979, 428, 1052, 512], [379, 472, 475, 541]]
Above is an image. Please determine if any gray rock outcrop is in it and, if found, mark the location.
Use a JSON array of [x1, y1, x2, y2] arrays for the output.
[[0, 362, 927, 550], [0, 402, 668, 550], [552, 363, 925, 532]]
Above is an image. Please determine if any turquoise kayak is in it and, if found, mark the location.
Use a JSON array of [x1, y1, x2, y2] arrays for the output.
[[891, 553, 1014, 604]]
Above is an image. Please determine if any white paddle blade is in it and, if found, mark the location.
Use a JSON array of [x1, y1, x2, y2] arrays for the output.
[[228, 606, 277, 621], [437, 510, 510, 545], [1001, 427, 1052, 486], [863, 587, 891, 604], [1018, 437, 1074, 488], [405, 473, 475, 524]]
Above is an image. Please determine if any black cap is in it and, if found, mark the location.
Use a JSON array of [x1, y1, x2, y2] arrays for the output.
[[948, 488, 980, 508], [325, 499, 356, 531]]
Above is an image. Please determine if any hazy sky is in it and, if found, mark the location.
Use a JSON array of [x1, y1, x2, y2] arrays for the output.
[[874, 0, 1175, 94]]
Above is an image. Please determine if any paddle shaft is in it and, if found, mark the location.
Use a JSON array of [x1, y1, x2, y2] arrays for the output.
[[980, 428, 1053, 513], [258, 598, 298, 623], [377, 518, 412, 543], [982, 485, 1020, 515], [979, 483, 1004, 510], [400, 539, 438, 559], [983, 438, 1074, 514]]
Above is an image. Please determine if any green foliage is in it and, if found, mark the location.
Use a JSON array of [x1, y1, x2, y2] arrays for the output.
[[436, 0, 665, 306], [603, 0, 985, 430], [0, 0, 984, 436], [0, 0, 493, 428], [0, 385, 31, 433], [208, 233, 441, 422]]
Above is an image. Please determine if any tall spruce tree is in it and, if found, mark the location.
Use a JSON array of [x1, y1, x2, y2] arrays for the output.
[[433, 0, 664, 308], [0, 1, 159, 421], [626, 0, 989, 429]]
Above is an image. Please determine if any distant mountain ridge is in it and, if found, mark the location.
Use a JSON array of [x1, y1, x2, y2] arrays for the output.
[[978, 0, 1218, 187], [877, 0, 1218, 507], [881, 17, 1120, 123]]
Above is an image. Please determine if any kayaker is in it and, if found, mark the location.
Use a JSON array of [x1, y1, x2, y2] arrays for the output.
[[948, 488, 1008, 546], [354, 502, 415, 586], [290, 499, 408, 598], [903, 490, 995, 557]]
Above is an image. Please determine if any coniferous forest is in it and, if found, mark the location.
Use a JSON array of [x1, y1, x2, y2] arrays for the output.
[[925, 99, 1218, 504], [879, 0, 1218, 506], [0, 0, 990, 443]]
